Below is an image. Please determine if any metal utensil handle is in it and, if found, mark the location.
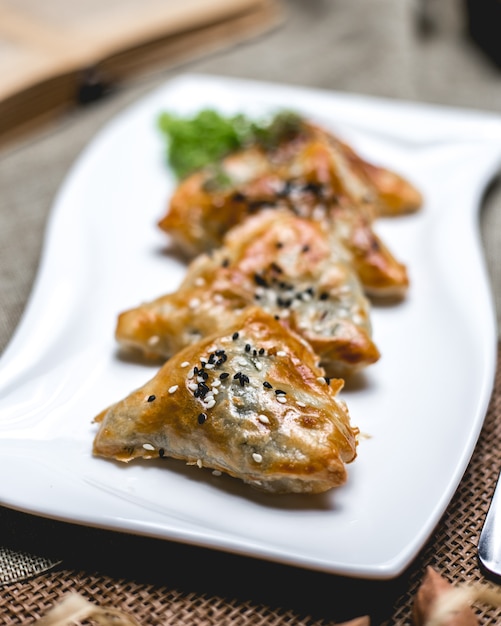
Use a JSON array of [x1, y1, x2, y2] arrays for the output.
[[479, 471, 501, 577]]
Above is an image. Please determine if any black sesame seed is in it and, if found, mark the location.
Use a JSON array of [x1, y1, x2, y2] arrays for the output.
[[147, 395, 156, 402], [159, 448, 165, 458], [263, 381, 272, 389], [232, 332, 239, 340], [259, 348, 265, 355], [245, 344, 251, 352], [221, 258, 230, 267], [215, 349, 225, 356], [324, 377, 331, 385], [320, 292, 329, 300], [253, 349, 257, 356], [233, 372, 242, 379], [198, 413, 207, 424], [220, 372, 230, 380], [254, 273, 268, 288], [275, 389, 287, 395], [239, 374, 250, 387]]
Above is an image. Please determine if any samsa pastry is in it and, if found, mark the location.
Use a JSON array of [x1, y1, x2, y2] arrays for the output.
[[158, 115, 420, 298], [94, 307, 359, 494], [116, 209, 381, 377]]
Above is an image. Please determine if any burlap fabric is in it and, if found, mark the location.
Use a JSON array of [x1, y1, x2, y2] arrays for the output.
[[1, 0, 501, 623]]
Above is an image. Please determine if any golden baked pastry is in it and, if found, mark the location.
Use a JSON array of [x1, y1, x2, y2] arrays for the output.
[[94, 307, 359, 494], [116, 209, 380, 377], [158, 119, 419, 298]]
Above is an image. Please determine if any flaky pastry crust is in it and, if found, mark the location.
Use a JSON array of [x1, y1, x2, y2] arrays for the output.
[[95, 308, 359, 494], [158, 120, 421, 298], [117, 210, 380, 377]]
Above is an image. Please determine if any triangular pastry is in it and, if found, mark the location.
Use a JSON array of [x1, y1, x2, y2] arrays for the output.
[[94, 307, 359, 494], [158, 117, 420, 297], [117, 209, 380, 377]]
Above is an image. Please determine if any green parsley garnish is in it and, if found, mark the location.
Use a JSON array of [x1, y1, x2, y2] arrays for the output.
[[158, 108, 304, 180]]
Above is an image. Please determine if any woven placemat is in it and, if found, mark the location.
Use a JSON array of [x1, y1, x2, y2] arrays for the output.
[[1, 343, 501, 625]]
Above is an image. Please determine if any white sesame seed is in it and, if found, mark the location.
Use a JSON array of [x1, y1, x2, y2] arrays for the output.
[[257, 414, 270, 424], [143, 443, 155, 451], [147, 335, 160, 346], [194, 277, 206, 287], [253, 361, 263, 371], [168, 385, 178, 394], [252, 453, 263, 463], [189, 298, 201, 309], [205, 398, 216, 409], [297, 401, 306, 407], [276, 350, 287, 357], [187, 369, 195, 379], [204, 362, 215, 369], [211, 379, 221, 387], [317, 376, 327, 384], [276, 395, 287, 403], [188, 382, 198, 391], [181, 361, 190, 368], [213, 294, 223, 303], [212, 470, 222, 476], [196, 459, 203, 468]]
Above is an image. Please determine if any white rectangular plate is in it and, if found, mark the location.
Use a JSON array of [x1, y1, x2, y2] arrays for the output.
[[1, 74, 500, 579]]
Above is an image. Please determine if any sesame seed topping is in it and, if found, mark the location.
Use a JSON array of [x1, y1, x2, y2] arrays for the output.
[[188, 382, 198, 391], [257, 414, 270, 424], [198, 413, 207, 424], [297, 401, 306, 407], [194, 277, 206, 287], [189, 298, 201, 309], [263, 381, 272, 389], [211, 379, 221, 387], [146, 395, 156, 402], [212, 470, 222, 476], [317, 376, 327, 384], [232, 332, 239, 340], [168, 385, 179, 394], [220, 372, 230, 380], [205, 398, 216, 409], [276, 395, 287, 404], [252, 453, 263, 463], [147, 335, 160, 346], [196, 459, 203, 468], [276, 351, 287, 357], [181, 361, 190, 367], [275, 389, 286, 395], [159, 448, 165, 457], [245, 344, 251, 352], [143, 443, 155, 451]]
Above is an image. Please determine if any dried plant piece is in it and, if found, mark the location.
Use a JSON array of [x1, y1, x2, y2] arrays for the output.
[[337, 617, 370, 626], [413, 566, 477, 626], [411, 566, 501, 626], [36, 592, 138, 626]]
